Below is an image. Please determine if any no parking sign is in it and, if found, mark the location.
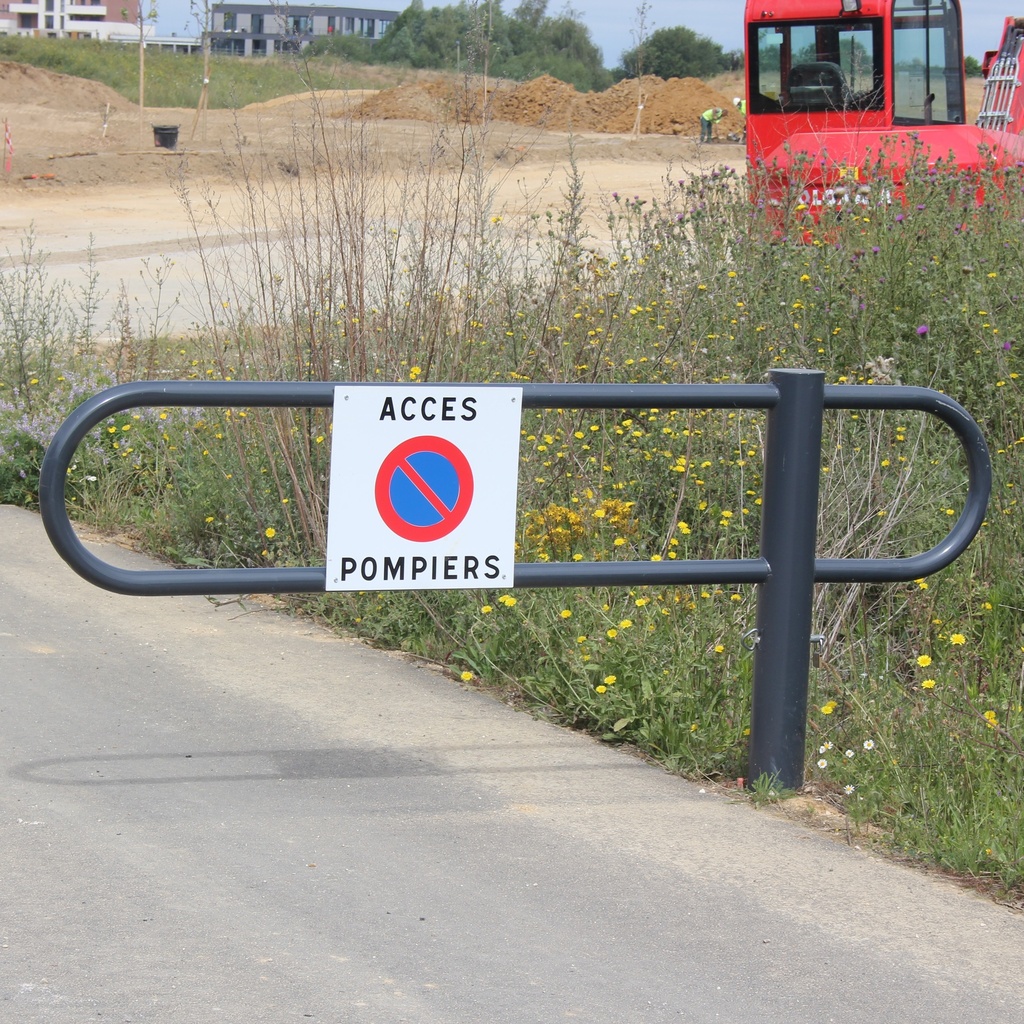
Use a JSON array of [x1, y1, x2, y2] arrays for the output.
[[326, 386, 522, 591]]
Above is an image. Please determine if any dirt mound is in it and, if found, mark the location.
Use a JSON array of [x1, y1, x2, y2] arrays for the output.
[[0, 61, 125, 111], [490, 74, 578, 129], [642, 77, 743, 135], [352, 78, 452, 122], [244, 88, 379, 112], [345, 72, 742, 137]]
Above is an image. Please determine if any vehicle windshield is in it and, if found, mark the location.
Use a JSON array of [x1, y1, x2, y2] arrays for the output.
[[750, 19, 885, 114]]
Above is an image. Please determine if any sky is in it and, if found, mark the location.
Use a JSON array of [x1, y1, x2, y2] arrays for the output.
[[154, 1, 1015, 67]]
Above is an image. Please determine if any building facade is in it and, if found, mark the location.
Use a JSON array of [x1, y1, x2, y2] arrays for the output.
[[210, 3, 398, 57], [0, 0, 144, 40]]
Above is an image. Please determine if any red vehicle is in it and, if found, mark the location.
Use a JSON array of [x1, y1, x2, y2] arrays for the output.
[[744, 0, 1024, 216]]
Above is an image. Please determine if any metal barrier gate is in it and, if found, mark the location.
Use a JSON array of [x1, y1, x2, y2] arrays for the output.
[[38, 369, 991, 790]]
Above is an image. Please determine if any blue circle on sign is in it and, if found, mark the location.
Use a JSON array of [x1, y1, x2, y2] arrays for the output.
[[390, 451, 459, 527], [375, 436, 475, 542]]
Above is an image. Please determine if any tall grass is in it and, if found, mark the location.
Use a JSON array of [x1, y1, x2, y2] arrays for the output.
[[0, 35, 398, 107], [3, 97, 1024, 899]]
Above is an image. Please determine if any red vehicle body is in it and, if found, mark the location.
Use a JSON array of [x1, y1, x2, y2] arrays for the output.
[[744, 0, 1024, 215]]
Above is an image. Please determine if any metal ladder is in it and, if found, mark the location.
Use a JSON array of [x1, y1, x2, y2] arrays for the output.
[[977, 27, 1024, 131]]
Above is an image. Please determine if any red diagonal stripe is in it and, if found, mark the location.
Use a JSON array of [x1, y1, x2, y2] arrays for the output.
[[398, 456, 455, 519]]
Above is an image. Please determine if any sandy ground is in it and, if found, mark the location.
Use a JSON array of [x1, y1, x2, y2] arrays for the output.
[[0, 70, 744, 337]]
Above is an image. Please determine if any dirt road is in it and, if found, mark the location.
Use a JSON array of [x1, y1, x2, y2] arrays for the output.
[[0, 65, 744, 336], [5, 503, 1024, 1022]]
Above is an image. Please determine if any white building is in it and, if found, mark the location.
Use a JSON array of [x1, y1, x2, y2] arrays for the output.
[[0, 0, 149, 40], [210, 3, 398, 57]]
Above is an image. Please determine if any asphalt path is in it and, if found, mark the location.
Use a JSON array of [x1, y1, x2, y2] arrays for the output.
[[3, 504, 1023, 1022]]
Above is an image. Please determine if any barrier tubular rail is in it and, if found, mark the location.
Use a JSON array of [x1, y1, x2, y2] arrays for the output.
[[38, 369, 991, 789]]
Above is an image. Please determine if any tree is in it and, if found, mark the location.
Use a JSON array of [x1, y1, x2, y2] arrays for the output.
[[616, 25, 730, 81], [366, 1, 610, 92], [123, 1, 159, 145], [628, 4, 651, 140], [513, 0, 546, 30], [189, 0, 212, 142]]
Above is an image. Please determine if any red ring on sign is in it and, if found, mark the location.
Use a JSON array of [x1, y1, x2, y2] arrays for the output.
[[374, 435, 474, 542]]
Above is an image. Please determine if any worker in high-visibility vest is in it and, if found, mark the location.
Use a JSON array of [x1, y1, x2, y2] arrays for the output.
[[700, 107, 725, 143], [733, 96, 747, 142]]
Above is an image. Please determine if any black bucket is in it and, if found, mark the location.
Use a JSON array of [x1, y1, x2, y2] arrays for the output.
[[152, 125, 179, 151]]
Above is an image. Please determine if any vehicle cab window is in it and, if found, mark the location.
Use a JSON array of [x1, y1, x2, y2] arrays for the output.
[[892, 0, 966, 123], [750, 19, 885, 114]]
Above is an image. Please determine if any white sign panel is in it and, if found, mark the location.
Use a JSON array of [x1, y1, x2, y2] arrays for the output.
[[325, 386, 522, 591]]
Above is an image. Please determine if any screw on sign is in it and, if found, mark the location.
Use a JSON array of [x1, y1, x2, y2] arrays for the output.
[[374, 435, 474, 542]]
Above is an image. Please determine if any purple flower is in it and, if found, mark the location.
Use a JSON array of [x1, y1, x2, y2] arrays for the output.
[[916, 325, 929, 335], [1004, 340, 1013, 351]]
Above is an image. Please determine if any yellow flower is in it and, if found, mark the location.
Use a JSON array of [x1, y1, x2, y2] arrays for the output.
[[264, 527, 276, 539], [460, 671, 473, 682], [950, 633, 966, 645], [497, 594, 517, 607], [619, 619, 633, 629], [916, 654, 932, 667], [921, 678, 937, 689], [481, 605, 493, 614], [984, 710, 998, 729], [559, 609, 572, 619], [606, 628, 618, 639], [603, 675, 617, 686], [595, 685, 607, 694], [820, 700, 837, 715], [714, 644, 725, 654]]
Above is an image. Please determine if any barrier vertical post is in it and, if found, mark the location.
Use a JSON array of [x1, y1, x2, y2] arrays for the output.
[[748, 368, 825, 790]]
